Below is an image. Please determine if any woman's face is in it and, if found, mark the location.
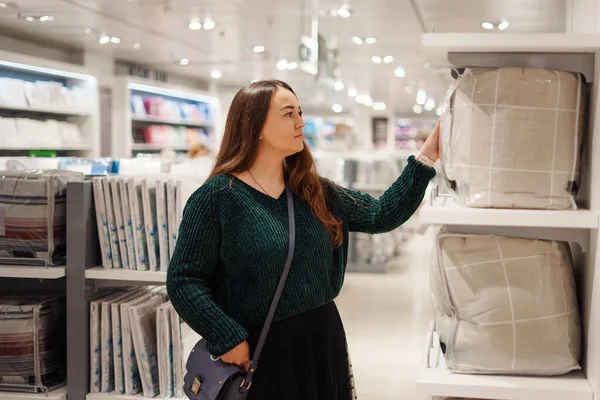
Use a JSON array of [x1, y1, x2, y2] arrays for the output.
[[259, 88, 306, 157]]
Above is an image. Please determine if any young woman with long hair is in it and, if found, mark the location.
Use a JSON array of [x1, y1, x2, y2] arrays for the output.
[[167, 80, 439, 399]]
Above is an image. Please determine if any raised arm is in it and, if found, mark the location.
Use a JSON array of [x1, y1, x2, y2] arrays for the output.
[[335, 156, 436, 233], [166, 183, 248, 357]]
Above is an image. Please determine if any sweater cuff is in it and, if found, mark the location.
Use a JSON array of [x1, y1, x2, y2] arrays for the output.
[[205, 326, 249, 357], [407, 155, 437, 181]]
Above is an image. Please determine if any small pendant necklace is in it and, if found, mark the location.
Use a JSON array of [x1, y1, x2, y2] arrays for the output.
[[248, 170, 272, 198]]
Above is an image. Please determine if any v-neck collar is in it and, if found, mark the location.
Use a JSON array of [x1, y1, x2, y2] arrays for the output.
[[227, 174, 286, 201]]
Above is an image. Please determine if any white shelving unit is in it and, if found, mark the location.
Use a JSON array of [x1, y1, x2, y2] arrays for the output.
[[0, 265, 66, 279], [0, 388, 68, 400], [85, 266, 167, 283], [420, 197, 598, 229], [86, 394, 183, 400], [112, 76, 220, 157], [420, 336, 592, 400], [416, 31, 600, 400], [0, 49, 100, 157]]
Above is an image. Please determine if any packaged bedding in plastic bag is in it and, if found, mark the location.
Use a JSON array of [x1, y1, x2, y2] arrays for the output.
[[0, 170, 84, 266], [439, 67, 586, 209], [0, 295, 66, 393], [430, 228, 582, 375]]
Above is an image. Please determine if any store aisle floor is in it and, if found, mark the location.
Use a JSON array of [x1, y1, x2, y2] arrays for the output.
[[337, 229, 437, 400]]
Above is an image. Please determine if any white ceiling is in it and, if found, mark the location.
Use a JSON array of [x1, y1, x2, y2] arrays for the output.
[[0, 0, 568, 115]]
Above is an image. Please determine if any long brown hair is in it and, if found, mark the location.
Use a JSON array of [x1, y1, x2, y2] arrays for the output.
[[207, 80, 343, 247]]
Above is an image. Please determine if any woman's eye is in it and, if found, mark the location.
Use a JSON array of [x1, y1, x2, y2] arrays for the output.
[[298, 111, 303, 117], [285, 112, 293, 117]]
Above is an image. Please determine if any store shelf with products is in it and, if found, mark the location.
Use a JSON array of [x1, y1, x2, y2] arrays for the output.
[[85, 267, 167, 283], [395, 117, 437, 151], [113, 76, 220, 158], [0, 50, 100, 157], [86, 394, 184, 400], [420, 195, 598, 229], [303, 113, 354, 151], [0, 265, 66, 279], [0, 387, 68, 400], [418, 30, 600, 400], [418, 334, 592, 400]]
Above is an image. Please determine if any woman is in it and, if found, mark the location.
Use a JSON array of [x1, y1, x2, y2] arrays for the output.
[[167, 80, 439, 399]]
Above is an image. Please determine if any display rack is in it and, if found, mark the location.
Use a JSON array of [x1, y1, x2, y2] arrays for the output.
[[417, 32, 600, 400], [112, 76, 220, 158], [0, 49, 100, 157], [0, 265, 66, 279], [86, 394, 183, 400], [0, 388, 68, 400]]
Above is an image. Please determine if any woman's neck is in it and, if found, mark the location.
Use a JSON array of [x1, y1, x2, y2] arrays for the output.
[[248, 151, 285, 183]]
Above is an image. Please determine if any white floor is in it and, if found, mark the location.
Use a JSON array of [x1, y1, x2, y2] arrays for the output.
[[337, 229, 437, 400]]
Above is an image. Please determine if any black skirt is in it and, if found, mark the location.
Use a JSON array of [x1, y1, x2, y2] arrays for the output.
[[246, 301, 358, 400]]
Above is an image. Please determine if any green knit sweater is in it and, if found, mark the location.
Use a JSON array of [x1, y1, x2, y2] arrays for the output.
[[167, 155, 436, 356]]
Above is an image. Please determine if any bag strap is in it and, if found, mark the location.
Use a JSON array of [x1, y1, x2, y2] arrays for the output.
[[240, 183, 296, 392]]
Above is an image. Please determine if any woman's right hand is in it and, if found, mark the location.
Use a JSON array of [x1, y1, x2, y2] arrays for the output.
[[220, 340, 251, 372]]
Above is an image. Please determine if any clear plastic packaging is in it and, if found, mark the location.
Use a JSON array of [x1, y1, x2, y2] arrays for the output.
[[430, 228, 582, 375], [0, 295, 66, 393], [0, 170, 84, 266], [439, 67, 586, 209]]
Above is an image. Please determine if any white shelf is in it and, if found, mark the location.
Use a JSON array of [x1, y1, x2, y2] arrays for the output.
[[131, 143, 190, 151], [419, 197, 598, 229], [0, 104, 91, 116], [421, 33, 600, 66], [418, 351, 592, 400], [132, 116, 214, 128], [0, 144, 90, 151], [0, 387, 67, 400], [0, 265, 66, 279], [85, 267, 167, 283], [87, 394, 183, 400]]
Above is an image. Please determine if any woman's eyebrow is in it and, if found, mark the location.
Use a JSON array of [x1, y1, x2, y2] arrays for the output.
[[280, 105, 296, 111]]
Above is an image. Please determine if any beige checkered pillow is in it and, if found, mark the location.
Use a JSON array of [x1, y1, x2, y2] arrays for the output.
[[440, 67, 585, 210], [430, 230, 582, 375]]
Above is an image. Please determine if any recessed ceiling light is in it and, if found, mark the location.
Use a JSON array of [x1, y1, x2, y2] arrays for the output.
[[424, 99, 436, 111], [352, 36, 363, 44], [416, 90, 427, 105], [334, 81, 344, 91], [189, 19, 202, 30], [348, 88, 357, 97], [85, 28, 92, 34], [383, 55, 393, 64], [481, 22, 494, 30], [436, 107, 442, 116], [394, 67, 406, 78], [364, 97, 373, 107], [355, 94, 367, 104], [211, 70, 221, 79], [337, 7, 351, 18], [39, 15, 54, 22], [498, 21, 510, 30], [413, 105, 423, 114], [287, 62, 298, 70], [253, 45, 265, 53], [0, 3, 7, 8], [277, 59, 288, 70], [373, 102, 386, 111], [110, 36, 120, 44], [133, 43, 141, 50], [24, 16, 34, 22], [371, 56, 382, 64], [332, 104, 343, 113], [203, 18, 216, 30], [405, 86, 413, 94], [99, 35, 110, 44], [251, 79, 259, 83], [365, 37, 376, 44], [179, 58, 190, 65]]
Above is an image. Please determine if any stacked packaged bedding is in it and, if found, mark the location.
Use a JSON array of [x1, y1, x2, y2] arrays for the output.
[[429, 66, 586, 381], [439, 67, 585, 210]]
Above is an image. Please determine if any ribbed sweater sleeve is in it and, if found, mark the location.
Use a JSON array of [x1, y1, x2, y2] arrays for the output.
[[335, 155, 436, 233], [166, 182, 249, 357]]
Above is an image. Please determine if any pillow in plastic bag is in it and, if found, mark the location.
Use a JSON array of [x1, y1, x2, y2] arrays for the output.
[[430, 229, 582, 375], [439, 67, 585, 209]]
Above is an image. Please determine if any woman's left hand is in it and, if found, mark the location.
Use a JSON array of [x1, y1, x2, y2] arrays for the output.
[[419, 120, 440, 163]]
